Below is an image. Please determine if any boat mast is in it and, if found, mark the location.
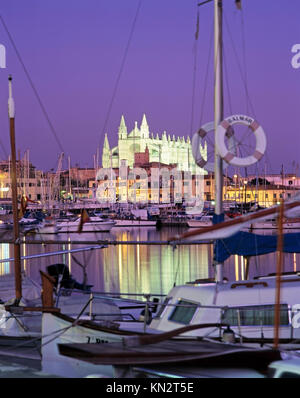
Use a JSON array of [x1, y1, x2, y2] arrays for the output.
[[8, 75, 22, 301], [214, 0, 224, 282]]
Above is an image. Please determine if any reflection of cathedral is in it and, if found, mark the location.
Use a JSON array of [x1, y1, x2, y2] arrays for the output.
[[102, 114, 206, 174]]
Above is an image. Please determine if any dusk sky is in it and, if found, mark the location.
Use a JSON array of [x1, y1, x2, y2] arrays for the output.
[[0, 0, 299, 175]]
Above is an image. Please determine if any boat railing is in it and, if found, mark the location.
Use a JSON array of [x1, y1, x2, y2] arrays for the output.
[[54, 289, 296, 339]]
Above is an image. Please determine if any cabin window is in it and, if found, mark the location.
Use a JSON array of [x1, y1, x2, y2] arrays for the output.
[[154, 297, 171, 319], [169, 299, 199, 325], [222, 304, 289, 326]]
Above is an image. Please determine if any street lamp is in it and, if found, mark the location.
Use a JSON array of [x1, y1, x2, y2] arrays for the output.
[[233, 174, 237, 207]]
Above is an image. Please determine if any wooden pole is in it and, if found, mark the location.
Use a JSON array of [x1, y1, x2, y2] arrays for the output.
[[8, 75, 22, 302], [274, 198, 284, 349]]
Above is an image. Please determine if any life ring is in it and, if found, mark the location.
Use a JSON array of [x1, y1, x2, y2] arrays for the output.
[[191, 121, 235, 172], [216, 115, 267, 167]]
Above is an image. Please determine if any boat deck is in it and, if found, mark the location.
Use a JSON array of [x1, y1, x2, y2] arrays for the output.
[[58, 338, 281, 368]]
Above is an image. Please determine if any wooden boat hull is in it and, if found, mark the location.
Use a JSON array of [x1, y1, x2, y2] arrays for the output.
[[58, 338, 281, 370]]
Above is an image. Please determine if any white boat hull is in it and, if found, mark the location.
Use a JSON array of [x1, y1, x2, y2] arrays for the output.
[[41, 312, 143, 378], [187, 220, 213, 228], [249, 221, 300, 230], [113, 219, 157, 227], [37, 225, 60, 234], [56, 220, 115, 233]]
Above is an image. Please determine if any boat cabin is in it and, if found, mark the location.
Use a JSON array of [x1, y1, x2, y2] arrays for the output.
[[149, 273, 300, 342]]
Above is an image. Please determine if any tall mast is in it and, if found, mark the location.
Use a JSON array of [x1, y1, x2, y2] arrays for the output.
[[214, 0, 224, 282], [8, 75, 22, 301], [68, 156, 71, 197]]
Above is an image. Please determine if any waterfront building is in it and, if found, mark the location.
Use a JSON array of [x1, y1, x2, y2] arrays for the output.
[[0, 159, 46, 203], [224, 179, 300, 209], [242, 173, 300, 189]]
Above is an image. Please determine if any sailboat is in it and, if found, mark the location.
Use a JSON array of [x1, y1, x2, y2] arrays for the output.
[[0, 76, 129, 365]]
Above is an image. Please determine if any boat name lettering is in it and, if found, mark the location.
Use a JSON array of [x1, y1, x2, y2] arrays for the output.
[[86, 336, 109, 344], [227, 115, 253, 125]]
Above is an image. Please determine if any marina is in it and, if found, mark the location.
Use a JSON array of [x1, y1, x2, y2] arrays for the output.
[[0, 0, 298, 383]]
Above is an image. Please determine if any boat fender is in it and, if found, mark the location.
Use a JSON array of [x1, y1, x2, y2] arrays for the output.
[[191, 121, 234, 172], [216, 114, 267, 167], [222, 325, 235, 344]]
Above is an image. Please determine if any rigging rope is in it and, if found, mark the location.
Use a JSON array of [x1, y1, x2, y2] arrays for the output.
[[223, 10, 256, 118], [97, 0, 143, 151], [190, 6, 200, 136], [199, 20, 214, 127]]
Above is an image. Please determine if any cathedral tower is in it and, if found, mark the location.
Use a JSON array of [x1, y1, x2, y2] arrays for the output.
[[102, 133, 111, 167]]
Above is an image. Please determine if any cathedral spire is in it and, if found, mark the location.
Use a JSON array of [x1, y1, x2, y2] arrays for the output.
[[118, 115, 127, 140], [141, 113, 148, 128], [102, 133, 110, 167], [140, 113, 149, 138], [104, 133, 110, 149]]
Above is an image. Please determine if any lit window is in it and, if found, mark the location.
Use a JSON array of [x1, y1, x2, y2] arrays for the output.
[[222, 304, 289, 326]]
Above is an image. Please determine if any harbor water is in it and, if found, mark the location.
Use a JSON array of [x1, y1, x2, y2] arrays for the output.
[[0, 226, 299, 297], [0, 226, 299, 377]]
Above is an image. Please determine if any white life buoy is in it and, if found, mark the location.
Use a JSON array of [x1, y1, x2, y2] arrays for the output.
[[192, 121, 235, 172], [216, 115, 267, 167]]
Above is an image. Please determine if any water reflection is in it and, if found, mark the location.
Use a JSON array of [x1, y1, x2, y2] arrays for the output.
[[0, 227, 299, 297]]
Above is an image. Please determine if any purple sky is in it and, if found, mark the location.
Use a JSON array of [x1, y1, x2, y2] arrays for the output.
[[0, 0, 299, 174]]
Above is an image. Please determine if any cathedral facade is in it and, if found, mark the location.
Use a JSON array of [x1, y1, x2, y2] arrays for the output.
[[102, 114, 206, 174]]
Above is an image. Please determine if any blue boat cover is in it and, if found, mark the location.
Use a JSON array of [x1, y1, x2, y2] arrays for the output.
[[212, 213, 300, 262], [214, 231, 300, 263]]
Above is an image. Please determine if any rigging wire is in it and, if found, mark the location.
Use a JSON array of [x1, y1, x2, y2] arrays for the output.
[[222, 46, 233, 115], [240, 7, 249, 114], [190, 7, 200, 136], [0, 15, 65, 156], [198, 20, 214, 127], [0, 140, 8, 160], [223, 10, 256, 119], [97, 0, 143, 151]]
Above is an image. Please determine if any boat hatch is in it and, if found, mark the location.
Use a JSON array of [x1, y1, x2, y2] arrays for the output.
[[222, 304, 289, 327], [231, 281, 268, 289], [168, 299, 199, 325], [254, 272, 300, 280], [154, 297, 172, 319]]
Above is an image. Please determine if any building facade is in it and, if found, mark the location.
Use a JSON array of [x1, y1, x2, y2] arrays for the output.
[[102, 114, 206, 174]]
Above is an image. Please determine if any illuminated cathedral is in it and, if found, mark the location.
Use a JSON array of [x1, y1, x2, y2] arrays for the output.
[[102, 114, 206, 174]]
